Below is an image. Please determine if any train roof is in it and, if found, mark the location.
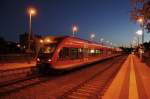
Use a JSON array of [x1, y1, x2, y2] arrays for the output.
[[42, 35, 117, 49], [43, 35, 99, 44]]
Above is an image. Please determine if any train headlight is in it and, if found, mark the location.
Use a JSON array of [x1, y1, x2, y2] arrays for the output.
[[37, 58, 40, 62], [48, 59, 51, 62]]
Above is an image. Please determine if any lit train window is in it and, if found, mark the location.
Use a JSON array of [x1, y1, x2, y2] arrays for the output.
[[78, 48, 83, 52], [90, 49, 95, 53], [41, 44, 56, 54], [44, 47, 51, 53], [38, 44, 57, 59], [88, 49, 102, 56], [78, 48, 84, 58], [95, 49, 103, 55], [95, 50, 100, 54]]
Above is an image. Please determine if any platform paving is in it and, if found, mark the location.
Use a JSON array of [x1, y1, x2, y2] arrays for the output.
[[0, 61, 36, 71], [103, 54, 150, 99]]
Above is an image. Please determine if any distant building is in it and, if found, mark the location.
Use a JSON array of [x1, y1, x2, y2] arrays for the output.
[[19, 32, 28, 50], [0, 36, 22, 54], [19, 32, 42, 53]]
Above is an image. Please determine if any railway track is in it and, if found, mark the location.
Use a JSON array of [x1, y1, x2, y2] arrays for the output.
[[0, 66, 43, 96], [0, 55, 127, 98], [57, 56, 127, 99], [0, 66, 38, 85]]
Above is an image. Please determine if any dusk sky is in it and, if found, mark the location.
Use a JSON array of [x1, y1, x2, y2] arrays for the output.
[[0, 0, 149, 46]]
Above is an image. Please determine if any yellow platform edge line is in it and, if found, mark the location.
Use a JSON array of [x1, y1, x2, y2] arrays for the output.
[[129, 55, 139, 99], [102, 55, 130, 99]]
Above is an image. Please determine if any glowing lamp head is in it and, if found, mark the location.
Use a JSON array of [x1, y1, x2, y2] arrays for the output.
[[72, 26, 78, 32], [28, 8, 36, 16], [100, 38, 104, 41], [136, 30, 143, 35], [40, 39, 43, 43], [137, 17, 144, 24], [91, 34, 95, 38], [46, 39, 51, 43]]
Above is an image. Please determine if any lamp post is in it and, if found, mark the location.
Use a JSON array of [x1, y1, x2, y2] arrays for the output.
[[137, 17, 145, 61], [137, 17, 144, 44], [27, 7, 36, 53], [136, 30, 143, 46], [72, 25, 78, 37]]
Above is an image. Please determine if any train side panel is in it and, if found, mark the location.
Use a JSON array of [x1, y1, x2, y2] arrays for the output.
[[50, 38, 119, 70]]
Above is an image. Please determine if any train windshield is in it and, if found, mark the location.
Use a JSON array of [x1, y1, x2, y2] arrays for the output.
[[39, 44, 57, 58]]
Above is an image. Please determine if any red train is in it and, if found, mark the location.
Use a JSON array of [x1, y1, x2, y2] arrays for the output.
[[36, 36, 121, 72]]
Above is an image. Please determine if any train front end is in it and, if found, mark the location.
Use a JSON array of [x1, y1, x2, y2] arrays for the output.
[[37, 52, 53, 73], [36, 36, 60, 73]]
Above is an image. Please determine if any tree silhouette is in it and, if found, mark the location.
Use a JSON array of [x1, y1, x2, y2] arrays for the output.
[[131, 0, 150, 32]]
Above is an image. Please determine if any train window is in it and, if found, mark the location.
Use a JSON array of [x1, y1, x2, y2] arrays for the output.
[[108, 50, 112, 54], [88, 49, 95, 56], [88, 49, 102, 56], [97, 49, 103, 55], [58, 47, 84, 60], [78, 48, 84, 58], [59, 47, 70, 60], [95, 49, 101, 54], [38, 44, 57, 59], [40, 44, 56, 54], [70, 48, 79, 59]]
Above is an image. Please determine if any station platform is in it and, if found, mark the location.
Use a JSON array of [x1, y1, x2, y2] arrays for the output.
[[0, 61, 36, 71], [103, 54, 150, 99]]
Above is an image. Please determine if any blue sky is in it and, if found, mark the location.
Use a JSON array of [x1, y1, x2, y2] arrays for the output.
[[0, 0, 148, 46]]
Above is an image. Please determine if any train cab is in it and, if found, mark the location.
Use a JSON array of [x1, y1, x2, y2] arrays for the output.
[[36, 36, 62, 72]]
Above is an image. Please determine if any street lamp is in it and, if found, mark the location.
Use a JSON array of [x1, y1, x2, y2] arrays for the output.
[[137, 18, 143, 24], [137, 17, 144, 44], [90, 34, 95, 41], [100, 38, 104, 45], [27, 7, 36, 53], [110, 42, 113, 47], [106, 40, 109, 45], [72, 25, 78, 37], [136, 30, 143, 46], [136, 30, 143, 35]]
